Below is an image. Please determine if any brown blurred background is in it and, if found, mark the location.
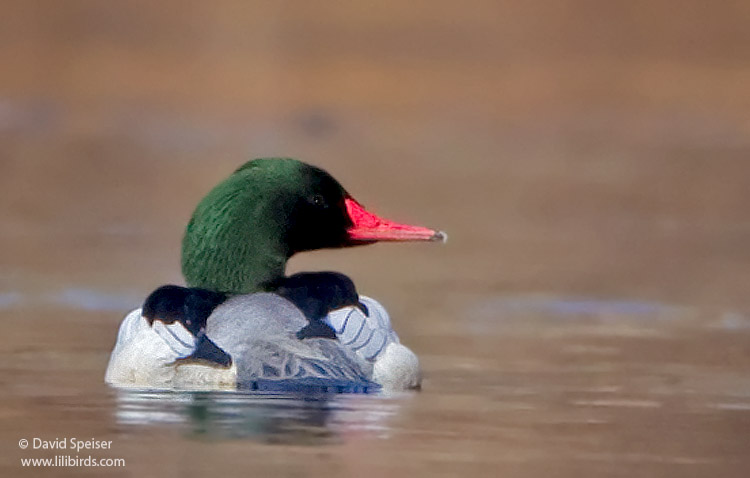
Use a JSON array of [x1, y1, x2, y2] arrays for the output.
[[2, 1, 750, 476], [2, 1, 750, 307]]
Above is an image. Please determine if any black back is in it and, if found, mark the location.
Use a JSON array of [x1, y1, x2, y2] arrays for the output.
[[272, 272, 368, 339], [142, 285, 227, 336]]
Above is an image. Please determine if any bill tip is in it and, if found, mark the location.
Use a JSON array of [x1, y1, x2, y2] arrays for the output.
[[432, 230, 448, 244]]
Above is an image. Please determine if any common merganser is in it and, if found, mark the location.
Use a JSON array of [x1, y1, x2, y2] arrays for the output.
[[105, 158, 445, 392]]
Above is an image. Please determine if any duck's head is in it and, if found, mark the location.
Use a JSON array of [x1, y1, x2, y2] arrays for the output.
[[182, 158, 444, 294]]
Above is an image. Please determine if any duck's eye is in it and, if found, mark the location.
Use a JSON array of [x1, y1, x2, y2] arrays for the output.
[[311, 194, 326, 207]]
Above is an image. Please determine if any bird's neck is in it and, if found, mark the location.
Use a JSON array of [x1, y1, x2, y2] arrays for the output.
[[182, 230, 290, 294], [180, 181, 292, 295]]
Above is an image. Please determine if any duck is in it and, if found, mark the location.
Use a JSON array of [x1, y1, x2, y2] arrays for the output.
[[104, 158, 445, 392]]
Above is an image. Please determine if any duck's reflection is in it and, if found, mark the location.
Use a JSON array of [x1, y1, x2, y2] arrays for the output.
[[113, 388, 405, 444]]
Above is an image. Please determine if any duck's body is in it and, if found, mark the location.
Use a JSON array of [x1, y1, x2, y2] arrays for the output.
[[104, 158, 442, 392], [105, 294, 420, 391]]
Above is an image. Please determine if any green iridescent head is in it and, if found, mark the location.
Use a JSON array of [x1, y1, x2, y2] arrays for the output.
[[181, 158, 443, 294]]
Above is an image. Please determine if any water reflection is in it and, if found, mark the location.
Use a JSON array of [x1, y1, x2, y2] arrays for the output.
[[114, 389, 405, 444]]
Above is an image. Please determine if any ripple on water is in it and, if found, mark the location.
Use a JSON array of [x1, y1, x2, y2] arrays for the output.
[[53, 288, 142, 311], [570, 399, 662, 408], [709, 402, 750, 411], [112, 389, 408, 443], [0, 288, 143, 311], [0, 291, 22, 309], [470, 296, 684, 323]]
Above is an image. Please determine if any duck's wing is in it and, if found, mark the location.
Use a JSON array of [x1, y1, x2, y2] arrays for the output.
[[205, 293, 375, 390], [105, 308, 236, 386], [325, 295, 399, 362], [326, 296, 422, 390]]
